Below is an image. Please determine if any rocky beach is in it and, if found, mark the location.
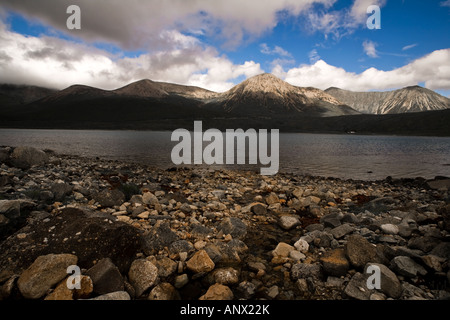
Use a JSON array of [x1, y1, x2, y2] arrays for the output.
[[0, 145, 449, 301]]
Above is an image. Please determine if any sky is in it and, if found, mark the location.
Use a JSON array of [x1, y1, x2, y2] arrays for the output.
[[0, 0, 449, 97]]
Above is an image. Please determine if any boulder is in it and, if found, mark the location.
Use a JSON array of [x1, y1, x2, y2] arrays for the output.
[[0, 208, 144, 276], [9, 146, 49, 169], [345, 234, 378, 268], [93, 189, 125, 207], [17, 253, 78, 299], [390, 256, 427, 278], [320, 249, 349, 277], [128, 259, 159, 297], [85, 258, 124, 295], [186, 250, 215, 273], [199, 283, 233, 300]]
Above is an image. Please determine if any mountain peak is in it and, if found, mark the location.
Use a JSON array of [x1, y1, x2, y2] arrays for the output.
[[114, 79, 168, 98]]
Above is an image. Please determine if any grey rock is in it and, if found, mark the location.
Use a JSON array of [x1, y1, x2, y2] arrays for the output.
[[236, 281, 256, 299], [430, 242, 450, 260], [168, 240, 195, 255], [291, 263, 323, 281], [51, 183, 73, 201], [390, 256, 427, 278], [320, 213, 341, 228], [364, 263, 403, 299], [17, 253, 78, 299], [278, 215, 301, 230], [408, 236, 441, 253], [128, 259, 159, 297], [217, 217, 247, 240], [344, 272, 372, 300], [380, 223, 399, 235], [10, 146, 49, 169], [94, 189, 125, 207], [213, 267, 239, 285], [320, 249, 350, 277], [143, 221, 179, 255], [85, 258, 124, 295], [89, 291, 130, 300], [330, 223, 355, 239], [251, 204, 267, 215]]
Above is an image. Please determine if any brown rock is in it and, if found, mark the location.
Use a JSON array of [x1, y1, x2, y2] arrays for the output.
[[345, 234, 377, 268], [17, 254, 78, 299], [128, 259, 159, 297], [186, 250, 215, 273], [320, 249, 350, 277], [199, 283, 233, 300], [148, 282, 180, 300]]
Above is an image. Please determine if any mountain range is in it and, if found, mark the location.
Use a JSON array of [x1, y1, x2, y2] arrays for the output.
[[325, 86, 450, 114], [0, 73, 449, 135]]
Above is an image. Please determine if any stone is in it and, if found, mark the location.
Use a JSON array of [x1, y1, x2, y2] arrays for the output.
[[85, 258, 124, 295], [186, 250, 215, 273], [151, 257, 177, 278], [142, 191, 159, 206], [17, 253, 78, 299], [89, 291, 130, 300], [272, 242, 295, 258], [320, 249, 350, 277], [344, 272, 372, 300], [93, 189, 126, 207], [265, 192, 279, 205], [236, 281, 256, 299], [213, 267, 239, 285], [51, 183, 73, 201], [44, 280, 73, 300], [294, 239, 309, 253], [174, 274, 189, 289], [330, 223, 355, 239], [390, 256, 427, 278], [408, 236, 441, 253], [10, 146, 49, 169], [290, 250, 306, 261], [320, 213, 341, 228], [345, 234, 377, 268], [199, 283, 233, 300], [169, 240, 195, 255], [278, 215, 301, 230], [381, 224, 399, 235], [217, 217, 247, 240], [266, 285, 279, 299], [292, 187, 304, 199], [421, 255, 443, 272], [251, 203, 267, 215], [364, 263, 403, 299], [128, 259, 159, 297], [148, 282, 180, 300], [0, 199, 36, 241], [143, 221, 180, 254], [73, 275, 94, 299], [291, 263, 323, 281]]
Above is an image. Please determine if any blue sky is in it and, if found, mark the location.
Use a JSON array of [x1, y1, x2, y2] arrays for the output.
[[0, 0, 449, 97]]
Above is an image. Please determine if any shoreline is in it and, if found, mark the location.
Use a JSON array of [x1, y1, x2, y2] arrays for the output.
[[0, 146, 449, 301]]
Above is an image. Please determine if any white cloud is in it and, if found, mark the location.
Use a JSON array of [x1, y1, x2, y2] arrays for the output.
[[402, 43, 418, 51], [0, 20, 263, 92], [440, 0, 450, 7], [363, 40, 378, 58], [0, 0, 336, 50], [277, 49, 450, 92], [260, 43, 292, 57], [309, 49, 321, 63]]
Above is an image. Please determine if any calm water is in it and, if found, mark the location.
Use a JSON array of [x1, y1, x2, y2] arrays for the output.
[[0, 129, 449, 180]]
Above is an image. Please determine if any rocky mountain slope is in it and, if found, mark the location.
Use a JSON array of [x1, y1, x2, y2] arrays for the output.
[[326, 86, 450, 114], [205, 73, 358, 116]]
